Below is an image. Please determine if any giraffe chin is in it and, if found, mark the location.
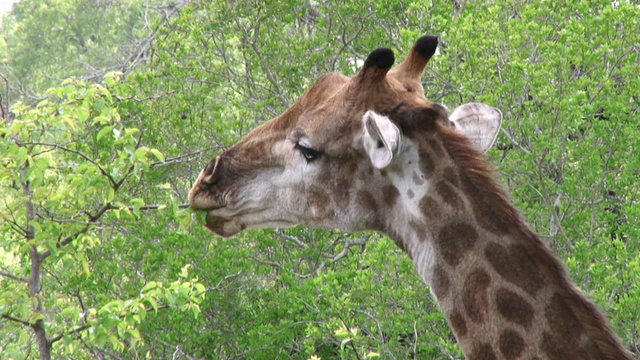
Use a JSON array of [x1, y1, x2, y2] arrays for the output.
[[204, 212, 244, 238]]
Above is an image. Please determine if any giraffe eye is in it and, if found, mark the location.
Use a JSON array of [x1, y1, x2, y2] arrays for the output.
[[294, 142, 322, 162]]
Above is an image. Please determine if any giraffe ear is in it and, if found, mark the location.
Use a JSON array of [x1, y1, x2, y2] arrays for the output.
[[362, 111, 402, 169], [449, 103, 502, 153]]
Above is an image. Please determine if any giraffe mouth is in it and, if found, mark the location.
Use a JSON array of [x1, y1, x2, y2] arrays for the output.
[[201, 208, 298, 238]]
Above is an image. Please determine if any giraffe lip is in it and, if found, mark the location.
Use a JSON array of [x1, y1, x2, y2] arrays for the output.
[[188, 189, 230, 212], [188, 194, 226, 212]]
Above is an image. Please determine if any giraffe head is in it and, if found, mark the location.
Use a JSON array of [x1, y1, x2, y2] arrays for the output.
[[188, 36, 502, 237]]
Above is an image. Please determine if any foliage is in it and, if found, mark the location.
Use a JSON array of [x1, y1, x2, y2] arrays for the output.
[[1, 0, 639, 359], [0, 0, 172, 102], [0, 74, 204, 358]]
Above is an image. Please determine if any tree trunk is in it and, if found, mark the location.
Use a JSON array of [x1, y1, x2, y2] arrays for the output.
[[22, 163, 51, 360]]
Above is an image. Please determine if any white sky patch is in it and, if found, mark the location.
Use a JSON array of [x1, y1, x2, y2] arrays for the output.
[[0, 0, 20, 24], [0, 0, 19, 14]]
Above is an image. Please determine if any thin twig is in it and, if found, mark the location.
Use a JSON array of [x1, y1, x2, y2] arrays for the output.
[[2, 314, 32, 327], [40, 203, 116, 260], [274, 230, 310, 249], [199, 271, 242, 296], [0, 270, 29, 283], [0, 72, 8, 120], [325, 235, 369, 263], [49, 324, 92, 345], [17, 141, 117, 188], [150, 146, 225, 168], [113, 90, 176, 103], [500, 128, 531, 155]]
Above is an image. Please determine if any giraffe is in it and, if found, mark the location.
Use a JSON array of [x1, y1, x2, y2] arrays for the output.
[[188, 36, 634, 359]]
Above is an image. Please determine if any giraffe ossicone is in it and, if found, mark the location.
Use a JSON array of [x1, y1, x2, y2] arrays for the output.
[[188, 36, 633, 360]]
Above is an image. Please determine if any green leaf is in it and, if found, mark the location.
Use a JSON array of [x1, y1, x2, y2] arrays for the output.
[[146, 298, 158, 312], [141, 282, 158, 293], [134, 147, 149, 162], [105, 187, 115, 202], [149, 148, 164, 162], [97, 126, 113, 141]]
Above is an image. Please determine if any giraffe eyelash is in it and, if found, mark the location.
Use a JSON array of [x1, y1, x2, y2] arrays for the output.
[[294, 142, 322, 162]]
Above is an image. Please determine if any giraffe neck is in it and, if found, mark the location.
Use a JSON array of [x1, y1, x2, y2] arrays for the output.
[[379, 135, 632, 360]]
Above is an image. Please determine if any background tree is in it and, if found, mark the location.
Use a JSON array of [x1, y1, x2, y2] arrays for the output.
[[1, 0, 638, 359], [0, 0, 183, 108], [1, 1, 205, 359]]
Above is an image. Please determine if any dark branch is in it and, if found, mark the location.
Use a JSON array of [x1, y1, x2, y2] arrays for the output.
[[16, 141, 117, 188], [0, 270, 29, 283], [2, 313, 32, 327], [40, 203, 116, 259], [49, 324, 92, 345]]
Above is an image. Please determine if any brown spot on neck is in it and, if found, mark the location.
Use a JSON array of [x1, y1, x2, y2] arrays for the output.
[[419, 195, 438, 218], [448, 310, 468, 338], [545, 293, 585, 345], [470, 342, 497, 360], [541, 331, 598, 360], [420, 148, 435, 176], [495, 288, 535, 329], [436, 222, 479, 267], [356, 190, 377, 225], [406, 189, 415, 199], [382, 185, 399, 207], [499, 329, 525, 358], [431, 264, 450, 300], [485, 242, 545, 296], [436, 179, 464, 208], [412, 171, 425, 185], [463, 269, 491, 324], [436, 122, 520, 235], [442, 166, 460, 187]]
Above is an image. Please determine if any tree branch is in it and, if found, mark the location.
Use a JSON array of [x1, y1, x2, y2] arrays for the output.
[[2, 313, 32, 327], [246, 22, 289, 107], [3, 200, 27, 236], [203, 271, 242, 295], [500, 128, 531, 155], [20, 155, 53, 360], [113, 90, 176, 103], [171, 343, 200, 360], [0, 270, 29, 283], [48, 294, 182, 347], [40, 203, 116, 260], [0, 72, 8, 120], [274, 230, 310, 250], [150, 146, 225, 168], [17, 141, 117, 188], [325, 235, 369, 263], [138, 203, 190, 211], [49, 324, 92, 345]]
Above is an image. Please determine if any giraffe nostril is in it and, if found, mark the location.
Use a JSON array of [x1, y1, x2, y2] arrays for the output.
[[201, 156, 221, 185]]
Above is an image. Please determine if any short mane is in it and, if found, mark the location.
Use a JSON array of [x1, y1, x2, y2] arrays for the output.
[[436, 122, 632, 360]]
